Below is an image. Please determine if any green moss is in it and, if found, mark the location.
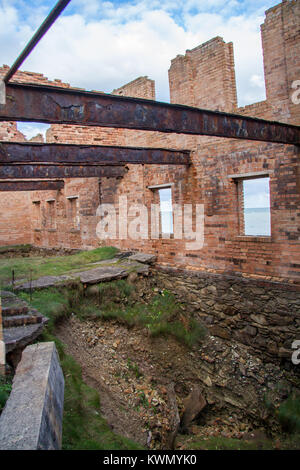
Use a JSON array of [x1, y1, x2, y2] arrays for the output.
[[127, 358, 143, 379]]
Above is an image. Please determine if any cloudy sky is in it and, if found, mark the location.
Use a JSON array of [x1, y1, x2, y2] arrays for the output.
[[0, 0, 275, 138]]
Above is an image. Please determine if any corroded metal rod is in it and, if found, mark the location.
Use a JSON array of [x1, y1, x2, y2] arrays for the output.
[[3, 0, 71, 84]]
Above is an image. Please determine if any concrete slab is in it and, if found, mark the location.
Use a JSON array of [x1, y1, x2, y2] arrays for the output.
[[15, 259, 149, 290], [4, 319, 48, 354], [78, 261, 149, 284], [15, 274, 73, 292]]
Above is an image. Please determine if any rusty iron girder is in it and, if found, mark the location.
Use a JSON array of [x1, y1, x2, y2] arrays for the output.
[[0, 141, 190, 165], [0, 180, 64, 191], [0, 83, 299, 145], [0, 164, 126, 179]]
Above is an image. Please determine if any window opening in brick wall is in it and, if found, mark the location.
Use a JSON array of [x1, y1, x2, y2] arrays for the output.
[[32, 200, 41, 230], [158, 187, 173, 235], [67, 196, 80, 230], [46, 199, 56, 230], [237, 177, 271, 236]]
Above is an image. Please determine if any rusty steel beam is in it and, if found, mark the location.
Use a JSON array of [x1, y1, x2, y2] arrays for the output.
[[0, 83, 299, 145], [0, 141, 190, 165], [0, 180, 64, 191], [0, 164, 126, 179]]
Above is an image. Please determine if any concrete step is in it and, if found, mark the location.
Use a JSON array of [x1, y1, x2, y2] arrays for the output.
[[3, 314, 43, 328], [2, 304, 29, 317], [1, 291, 49, 356], [1, 292, 29, 316]]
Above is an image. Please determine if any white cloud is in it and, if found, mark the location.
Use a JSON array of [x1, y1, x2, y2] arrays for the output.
[[250, 74, 265, 88], [182, 11, 267, 106], [17, 122, 49, 140], [244, 178, 270, 209]]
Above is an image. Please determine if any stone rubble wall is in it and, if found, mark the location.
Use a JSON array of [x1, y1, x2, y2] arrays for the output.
[[154, 267, 300, 360]]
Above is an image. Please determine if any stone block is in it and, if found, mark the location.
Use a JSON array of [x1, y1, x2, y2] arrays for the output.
[[128, 253, 157, 264], [0, 342, 64, 450]]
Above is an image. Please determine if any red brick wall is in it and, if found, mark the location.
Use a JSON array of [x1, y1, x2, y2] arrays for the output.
[[96, 136, 299, 282], [112, 76, 155, 100], [0, 68, 32, 246], [168, 37, 238, 112], [261, 0, 300, 124], [30, 178, 102, 250], [0, 0, 299, 284], [0, 192, 32, 246]]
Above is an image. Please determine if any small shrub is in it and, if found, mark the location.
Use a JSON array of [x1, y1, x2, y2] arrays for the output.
[[277, 393, 300, 433], [98, 280, 133, 305], [127, 358, 143, 379]]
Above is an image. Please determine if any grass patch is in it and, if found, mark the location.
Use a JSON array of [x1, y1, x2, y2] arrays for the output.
[[127, 358, 143, 379], [98, 279, 134, 300], [265, 390, 300, 435], [41, 332, 143, 450], [20, 281, 206, 351], [77, 286, 206, 349], [0, 374, 13, 414], [19, 287, 71, 332], [0, 246, 118, 286], [178, 435, 275, 450], [178, 433, 300, 450]]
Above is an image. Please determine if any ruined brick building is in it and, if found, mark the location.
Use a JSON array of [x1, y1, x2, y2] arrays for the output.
[[0, 0, 299, 286]]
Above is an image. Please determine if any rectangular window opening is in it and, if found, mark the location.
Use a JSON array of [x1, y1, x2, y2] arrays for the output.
[[158, 187, 173, 235], [32, 201, 41, 230], [237, 177, 271, 236], [67, 196, 80, 230], [46, 200, 56, 229]]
